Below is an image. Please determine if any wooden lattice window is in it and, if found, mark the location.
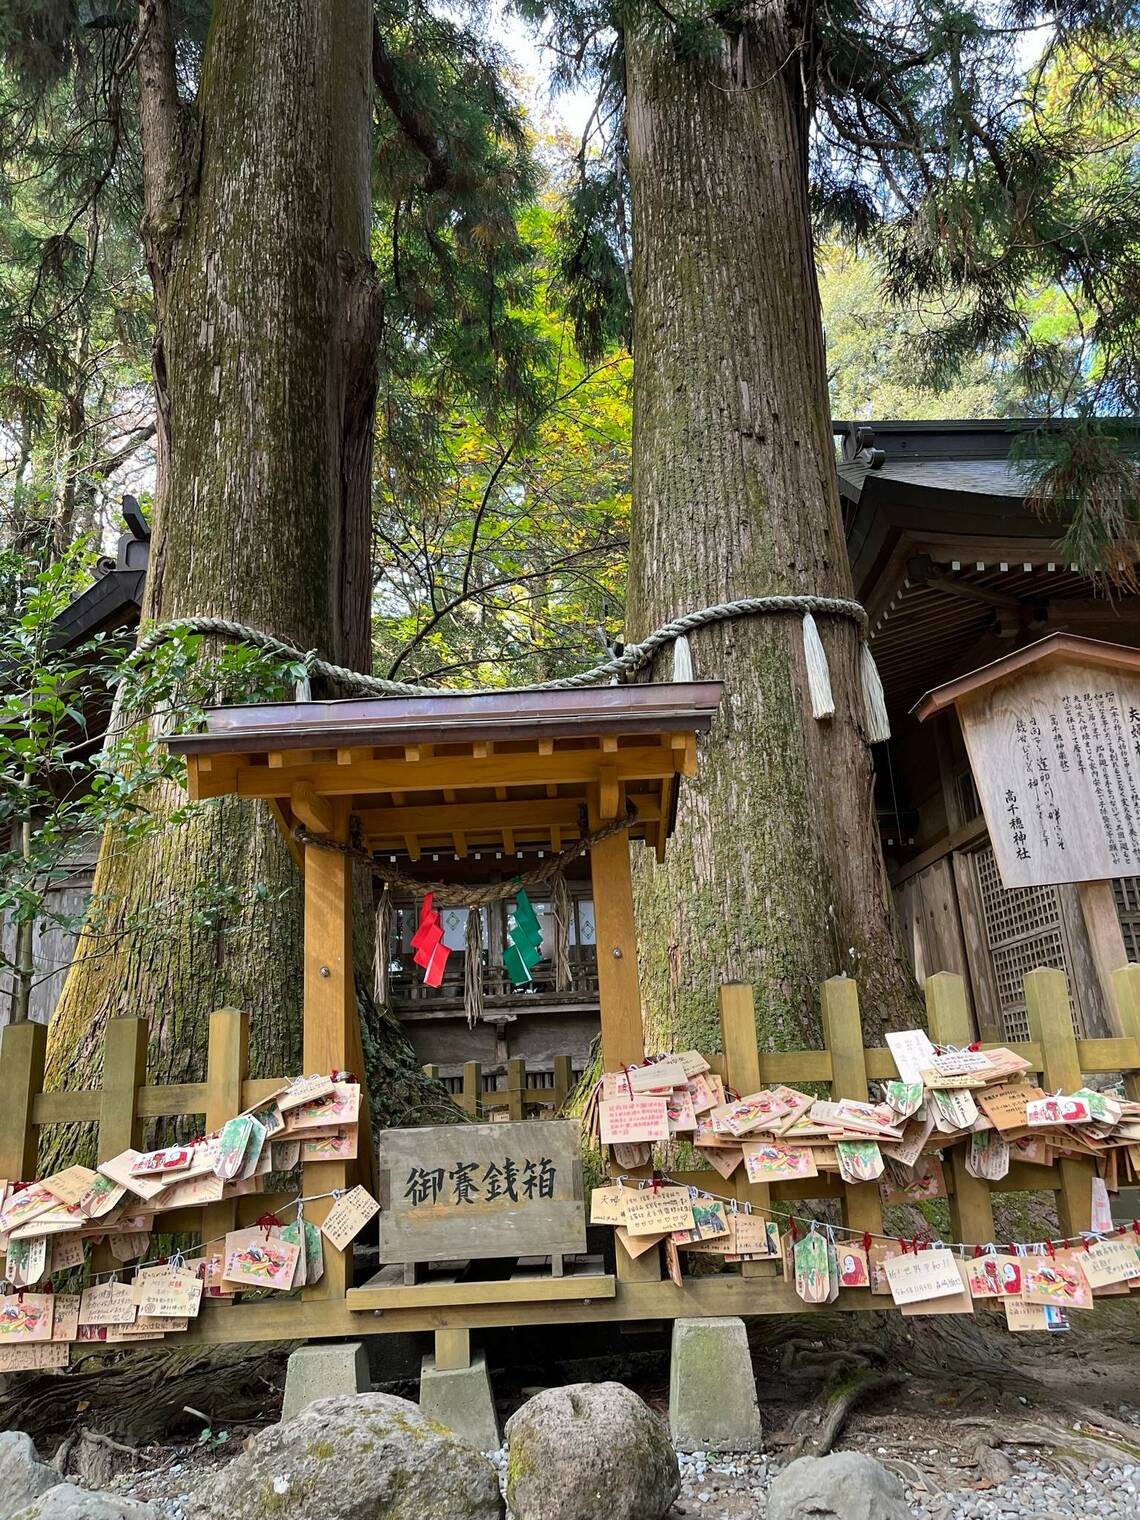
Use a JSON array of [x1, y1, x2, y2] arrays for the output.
[[971, 844, 1084, 1042], [1112, 877, 1140, 961]]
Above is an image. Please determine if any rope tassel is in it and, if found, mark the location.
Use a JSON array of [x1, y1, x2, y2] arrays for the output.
[[464, 908, 485, 1029], [860, 641, 891, 742], [551, 871, 572, 992], [373, 886, 392, 1008], [802, 612, 834, 720], [671, 633, 694, 682]]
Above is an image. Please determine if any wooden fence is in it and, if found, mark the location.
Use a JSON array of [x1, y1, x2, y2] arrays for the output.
[[425, 1055, 579, 1119], [1, 963, 1137, 1346]]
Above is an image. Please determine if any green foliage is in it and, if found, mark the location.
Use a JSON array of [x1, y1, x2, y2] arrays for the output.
[[819, 243, 1024, 419], [372, 199, 630, 685], [517, 0, 1140, 577], [0, 542, 303, 1019]]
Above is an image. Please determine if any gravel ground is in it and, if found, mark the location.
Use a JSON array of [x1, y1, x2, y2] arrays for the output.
[[483, 1439, 1140, 1519], [108, 1426, 1140, 1520]]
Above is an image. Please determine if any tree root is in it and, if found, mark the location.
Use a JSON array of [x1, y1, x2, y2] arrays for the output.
[[0, 1345, 290, 1442], [786, 1368, 906, 1459]]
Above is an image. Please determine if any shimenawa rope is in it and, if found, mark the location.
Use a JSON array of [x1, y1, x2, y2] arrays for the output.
[[128, 595, 891, 742]]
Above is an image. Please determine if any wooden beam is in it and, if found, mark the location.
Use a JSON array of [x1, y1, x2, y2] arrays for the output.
[[598, 764, 619, 820], [98, 1019, 148, 1162], [266, 799, 305, 872], [924, 972, 994, 1245], [291, 779, 335, 836], [231, 746, 680, 801]]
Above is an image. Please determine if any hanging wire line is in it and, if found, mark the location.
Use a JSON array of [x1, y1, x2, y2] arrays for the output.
[[646, 1169, 1137, 1257], [79, 1186, 347, 1284]]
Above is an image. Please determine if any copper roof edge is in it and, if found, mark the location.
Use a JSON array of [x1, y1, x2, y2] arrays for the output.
[[165, 681, 724, 755]]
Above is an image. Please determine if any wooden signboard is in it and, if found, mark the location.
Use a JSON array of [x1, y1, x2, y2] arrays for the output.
[[953, 656, 1140, 889], [376, 1119, 586, 1265]]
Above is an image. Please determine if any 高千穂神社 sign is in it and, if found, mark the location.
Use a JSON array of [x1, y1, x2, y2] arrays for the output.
[[376, 1118, 586, 1263], [916, 638, 1140, 890]]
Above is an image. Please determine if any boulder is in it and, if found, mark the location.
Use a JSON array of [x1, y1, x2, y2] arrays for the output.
[[0, 1433, 57, 1520], [767, 1452, 914, 1520], [504, 1382, 679, 1520], [189, 1391, 502, 1520], [10, 1485, 158, 1520]]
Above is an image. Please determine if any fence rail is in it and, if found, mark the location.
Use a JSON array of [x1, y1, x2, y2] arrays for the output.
[[425, 1055, 580, 1119], [2, 964, 1138, 1344]]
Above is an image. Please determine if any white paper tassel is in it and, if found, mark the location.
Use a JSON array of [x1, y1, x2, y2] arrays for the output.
[[802, 613, 834, 720], [671, 632, 694, 682], [859, 640, 891, 742]]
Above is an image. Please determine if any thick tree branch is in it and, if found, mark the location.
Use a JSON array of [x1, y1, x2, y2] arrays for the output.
[[136, 0, 187, 288], [371, 19, 453, 193]]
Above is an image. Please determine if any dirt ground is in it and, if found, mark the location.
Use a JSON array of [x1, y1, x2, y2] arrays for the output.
[[11, 1302, 1140, 1520]]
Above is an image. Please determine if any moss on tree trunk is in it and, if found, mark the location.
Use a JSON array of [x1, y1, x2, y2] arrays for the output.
[[45, 3, 439, 1128], [624, 18, 920, 1055]]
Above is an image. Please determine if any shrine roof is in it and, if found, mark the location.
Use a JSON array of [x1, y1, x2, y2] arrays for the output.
[[912, 633, 1140, 721], [164, 681, 722, 756], [165, 681, 723, 868]]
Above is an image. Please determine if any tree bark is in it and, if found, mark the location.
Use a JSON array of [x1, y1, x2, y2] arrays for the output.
[[45, 0, 380, 1103], [624, 15, 919, 1053]]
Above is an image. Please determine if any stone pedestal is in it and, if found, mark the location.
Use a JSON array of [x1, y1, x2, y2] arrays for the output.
[[419, 1352, 501, 1451], [281, 1341, 370, 1421], [669, 1316, 762, 1452]]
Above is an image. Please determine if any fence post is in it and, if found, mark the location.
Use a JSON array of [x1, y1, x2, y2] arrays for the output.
[[1024, 967, 1093, 1236], [552, 1054, 573, 1112], [1110, 965, 1140, 1103], [820, 976, 883, 1237], [720, 982, 779, 1276], [924, 972, 995, 1244], [200, 1009, 248, 1264], [98, 1018, 148, 1162], [507, 1057, 526, 1122], [0, 1021, 46, 1180], [422, 1063, 440, 1081], [461, 1061, 482, 1118]]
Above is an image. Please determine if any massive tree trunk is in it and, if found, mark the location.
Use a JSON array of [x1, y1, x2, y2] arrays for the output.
[[624, 15, 919, 1053], [45, 0, 380, 1101]]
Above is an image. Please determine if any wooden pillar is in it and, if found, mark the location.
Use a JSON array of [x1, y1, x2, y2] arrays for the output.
[[1109, 964, 1140, 1103], [720, 983, 779, 1277], [552, 1053, 573, 1111], [1076, 880, 1130, 1034], [201, 1008, 249, 1265], [302, 798, 355, 1300], [924, 972, 995, 1244], [434, 1326, 471, 1371], [461, 1060, 482, 1118], [0, 1020, 45, 1180], [507, 1057, 526, 1121], [589, 811, 657, 1280], [98, 1018, 148, 1162], [589, 826, 644, 1070], [821, 977, 883, 1237], [1024, 967, 1093, 1237]]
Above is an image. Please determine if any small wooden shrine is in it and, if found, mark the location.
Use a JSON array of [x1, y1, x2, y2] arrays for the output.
[[167, 682, 724, 1080]]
